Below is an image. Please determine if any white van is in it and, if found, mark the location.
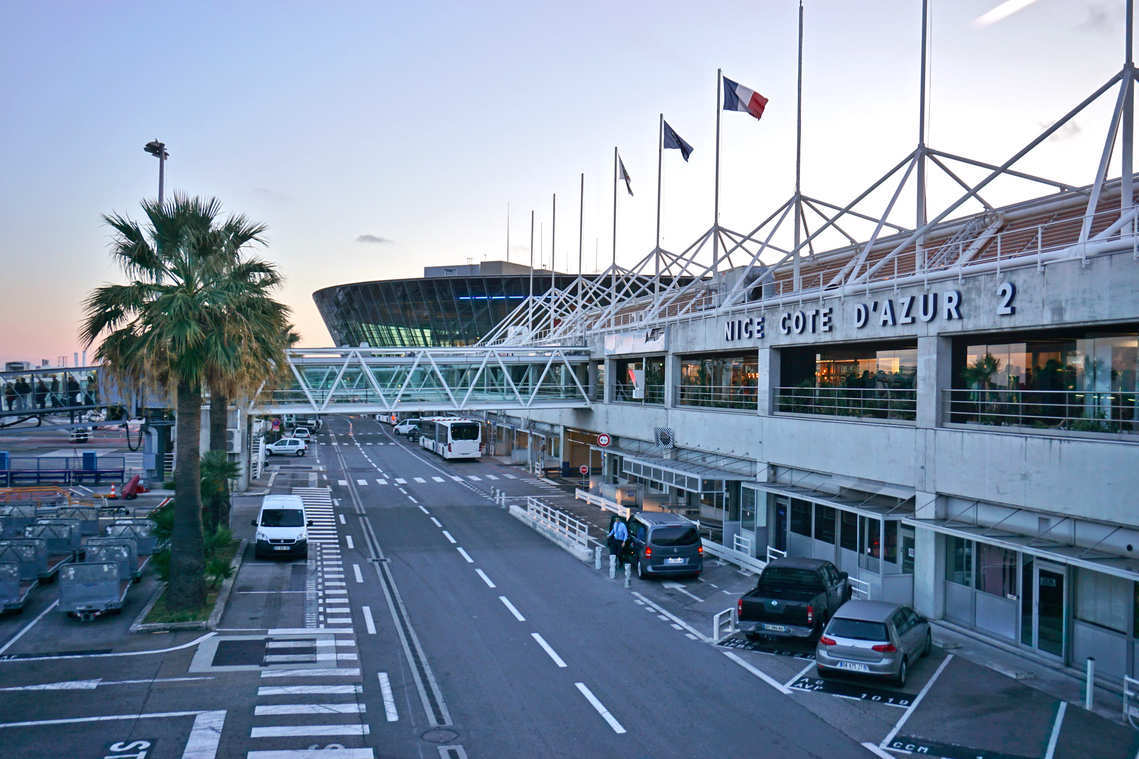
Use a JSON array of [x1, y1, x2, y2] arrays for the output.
[[252, 495, 310, 559]]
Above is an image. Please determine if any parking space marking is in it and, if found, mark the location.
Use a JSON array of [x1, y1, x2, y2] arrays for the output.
[[879, 654, 953, 751], [722, 651, 792, 695], [0, 599, 58, 655], [1043, 700, 1067, 759], [784, 659, 817, 689], [574, 682, 626, 734]]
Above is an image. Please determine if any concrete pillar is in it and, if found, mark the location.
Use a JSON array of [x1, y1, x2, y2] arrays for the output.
[[664, 353, 680, 408], [917, 335, 952, 429], [913, 526, 945, 619], [604, 358, 617, 404], [587, 361, 599, 402], [758, 347, 780, 416]]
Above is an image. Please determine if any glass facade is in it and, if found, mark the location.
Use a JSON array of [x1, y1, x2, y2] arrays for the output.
[[678, 352, 759, 409], [777, 341, 918, 420]]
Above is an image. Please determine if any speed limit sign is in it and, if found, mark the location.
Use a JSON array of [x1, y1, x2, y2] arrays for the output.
[[579, 464, 589, 475], [596, 433, 611, 447]]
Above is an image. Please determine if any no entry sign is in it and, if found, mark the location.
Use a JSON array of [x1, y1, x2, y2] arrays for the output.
[[579, 465, 589, 475], [597, 433, 611, 447]]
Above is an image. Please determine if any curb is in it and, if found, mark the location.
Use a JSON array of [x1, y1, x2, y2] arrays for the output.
[[129, 538, 247, 634], [508, 504, 592, 562]]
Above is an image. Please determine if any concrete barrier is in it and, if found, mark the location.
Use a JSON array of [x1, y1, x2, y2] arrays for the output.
[[508, 503, 592, 562]]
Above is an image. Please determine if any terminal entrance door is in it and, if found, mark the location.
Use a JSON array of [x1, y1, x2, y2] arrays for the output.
[[1022, 557, 1068, 660]]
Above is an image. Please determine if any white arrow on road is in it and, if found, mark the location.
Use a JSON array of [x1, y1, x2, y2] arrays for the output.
[[0, 676, 212, 692], [662, 582, 705, 602]]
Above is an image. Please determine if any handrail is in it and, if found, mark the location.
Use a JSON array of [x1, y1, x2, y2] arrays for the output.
[[574, 488, 631, 519], [676, 384, 758, 410], [612, 382, 665, 405], [942, 387, 1137, 435], [775, 385, 917, 421], [526, 496, 590, 547]]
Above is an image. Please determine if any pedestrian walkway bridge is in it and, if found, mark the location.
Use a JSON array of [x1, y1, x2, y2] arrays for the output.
[[0, 366, 109, 423], [250, 346, 593, 415]]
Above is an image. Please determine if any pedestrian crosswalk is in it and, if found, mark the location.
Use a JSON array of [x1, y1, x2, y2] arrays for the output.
[[329, 470, 537, 488]]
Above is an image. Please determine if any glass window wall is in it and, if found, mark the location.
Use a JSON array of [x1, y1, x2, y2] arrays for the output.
[[1076, 569, 1130, 633], [790, 499, 811, 537], [678, 352, 758, 410], [614, 357, 665, 404], [814, 505, 836, 544], [777, 342, 917, 420], [975, 544, 1016, 597], [947, 536, 974, 587]]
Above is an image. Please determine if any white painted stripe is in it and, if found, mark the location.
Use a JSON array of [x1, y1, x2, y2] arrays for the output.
[[449, 475, 462, 482], [467, 475, 481, 481], [183, 709, 226, 759], [475, 569, 495, 588], [407, 496, 418, 504], [345, 536, 354, 549], [356, 479, 368, 486], [376, 478, 387, 485], [254, 704, 364, 715], [414, 477, 426, 483], [442, 530, 457, 544], [1044, 702, 1068, 759], [503, 473, 516, 479], [861, 742, 896, 759], [784, 659, 817, 689], [362, 606, 376, 635], [499, 596, 525, 621], [430, 517, 442, 528], [325, 598, 350, 604], [879, 654, 953, 750], [456, 547, 473, 563], [264, 640, 316, 649], [722, 651, 792, 695], [264, 654, 319, 664], [267, 628, 354, 636], [338, 514, 346, 525], [257, 685, 362, 695], [631, 591, 709, 642], [338, 480, 347, 487], [250, 725, 369, 737], [574, 682, 625, 734], [260, 668, 360, 678], [418, 504, 429, 515], [395, 478, 407, 484], [485, 474, 499, 480], [378, 672, 399, 722], [353, 564, 363, 583], [0, 599, 58, 655], [432, 476, 444, 482], [531, 633, 566, 668]]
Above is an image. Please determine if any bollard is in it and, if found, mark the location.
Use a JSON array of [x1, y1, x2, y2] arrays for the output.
[[594, 546, 602, 571], [609, 554, 616, 579], [1085, 657, 1096, 710], [624, 563, 631, 588]]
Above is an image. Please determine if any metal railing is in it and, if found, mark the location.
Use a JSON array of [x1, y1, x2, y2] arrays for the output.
[[676, 384, 758, 410], [766, 545, 787, 564], [942, 388, 1138, 435], [733, 532, 754, 555], [714, 607, 738, 643], [575, 488, 632, 519], [612, 382, 665, 405], [526, 496, 590, 547], [849, 577, 872, 600], [775, 385, 917, 421], [1124, 675, 1139, 728], [701, 537, 768, 575]]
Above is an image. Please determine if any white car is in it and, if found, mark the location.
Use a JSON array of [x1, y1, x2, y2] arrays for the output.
[[394, 419, 420, 436], [266, 437, 307, 457], [292, 426, 311, 440]]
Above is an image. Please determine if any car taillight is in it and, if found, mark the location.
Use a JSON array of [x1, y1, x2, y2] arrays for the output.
[[737, 597, 743, 616], [697, 545, 703, 555], [819, 636, 836, 646], [872, 643, 896, 653], [644, 546, 652, 558], [806, 604, 814, 626]]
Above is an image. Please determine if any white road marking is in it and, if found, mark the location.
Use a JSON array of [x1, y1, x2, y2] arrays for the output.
[[861, 742, 896, 759], [662, 581, 705, 602], [338, 479, 347, 487], [442, 530, 457, 544], [183, 709, 226, 759], [1044, 701, 1068, 759], [503, 473, 516, 479], [484, 474, 499, 480], [784, 659, 818, 689], [260, 668, 361, 678], [722, 651, 792, 695], [449, 475, 463, 482], [407, 496, 418, 504], [395, 478, 407, 484], [378, 672, 399, 722], [499, 596, 525, 621], [475, 569, 496, 588], [879, 654, 954, 750], [254, 704, 364, 715], [432, 476, 445, 482], [414, 477, 426, 483], [356, 479, 368, 486], [430, 517, 442, 528], [361, 605, 377, 635], [353, 564, 363, 583], [250, 724, 369, 737], [456, 547, 474, 563], [574, 682, 625, 734], [376, 478, 387, 485], [685, 633, 699, 641], [631, 591, 709, 642], [0, 599, 58, 655], [467, 475, 481, 481], [257, 685, 362, 695], [418, 505, 430, 515], [531, 633, 567, 668], [345, 535, 354, 549]]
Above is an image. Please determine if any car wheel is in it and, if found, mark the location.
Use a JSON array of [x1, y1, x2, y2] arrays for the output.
[[896, 657, 908, 687], [296, 450, 304, 457]]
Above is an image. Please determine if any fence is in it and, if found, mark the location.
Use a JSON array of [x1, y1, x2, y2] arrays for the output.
[[1, 456, 125, 487], [775, 385, 917, 421], [612, 382, 665, 405], [942, 388, 1138, 435], [1125, 675, 1139, 728], [677, 385, 758, 410], [526, 496, 590, 548], [574, 488, 632, 519], [849, 576, 872, 600]]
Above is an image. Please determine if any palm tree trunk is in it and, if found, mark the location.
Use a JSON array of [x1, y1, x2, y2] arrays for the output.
[[206, 387, 228, 532], [169, 379, 206, 611]]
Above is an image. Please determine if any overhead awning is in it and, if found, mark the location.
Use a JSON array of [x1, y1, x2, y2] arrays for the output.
[[592, 446, 754, 494], [747, 481, 915, 520], [904, 517, 1139, 583]]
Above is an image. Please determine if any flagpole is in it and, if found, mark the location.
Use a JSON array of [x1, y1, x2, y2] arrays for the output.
[[506, 202, 511, 263], [713, 68, 722, 275], [550, 192, 557, 334], [528, 210, 535, 337], [793, 0, 804, 291], [655, 113, 663, 308], [577, 171, 584, 337], [611, 146, 617, 327]]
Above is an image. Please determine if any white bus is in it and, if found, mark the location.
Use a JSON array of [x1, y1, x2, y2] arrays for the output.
[[420, 418, 482, 460]]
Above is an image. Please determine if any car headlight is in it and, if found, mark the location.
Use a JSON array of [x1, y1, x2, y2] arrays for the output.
[[256, 530, 268, 541]]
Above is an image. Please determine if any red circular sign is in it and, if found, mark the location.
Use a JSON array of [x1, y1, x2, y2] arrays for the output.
[[579, 465, 589, 475], [597, 433, 611, 448]]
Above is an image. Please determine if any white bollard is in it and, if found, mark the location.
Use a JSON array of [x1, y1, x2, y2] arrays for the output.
[[594, 546, 602, 571], [609, 554, 616, 579], [624, 563, 631, 588], [1086, 657, 1096, 710]]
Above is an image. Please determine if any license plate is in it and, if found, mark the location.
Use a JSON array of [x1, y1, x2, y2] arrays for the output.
[[273, 545, 291, 551], [762, 623, 788, 633], [836, 661, 870, 673], [665, 557, 685, 565]]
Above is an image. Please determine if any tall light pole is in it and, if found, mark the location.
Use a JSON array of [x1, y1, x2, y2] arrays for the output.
[[144, 139, 169, 204]]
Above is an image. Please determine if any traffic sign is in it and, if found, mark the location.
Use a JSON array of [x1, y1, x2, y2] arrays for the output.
[[597, 433, 611, 447], [579, 465, 589, 475]]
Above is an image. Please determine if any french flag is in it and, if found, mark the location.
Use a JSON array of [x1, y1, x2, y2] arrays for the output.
[[722, 75, 768, 121]]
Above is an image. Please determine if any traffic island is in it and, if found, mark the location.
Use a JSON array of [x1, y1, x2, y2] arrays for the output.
[[130, 538, 245, 632]]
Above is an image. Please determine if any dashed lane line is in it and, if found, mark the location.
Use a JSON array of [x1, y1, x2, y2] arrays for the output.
[[574, 682, 626, 734], [499, 596, 526, 621], [475, 569, 496, 588], [531, 633, 567, 668], [456, 547, 474, 563]]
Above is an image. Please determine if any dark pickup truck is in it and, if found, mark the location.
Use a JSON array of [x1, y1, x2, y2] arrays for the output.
[[737, 557, 852, 640]]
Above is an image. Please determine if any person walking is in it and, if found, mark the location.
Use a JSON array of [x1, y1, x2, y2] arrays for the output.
[[2, 382, 14, 412], [49, 376, 60, 408], [607, 516, 629, 568], [34, 379, 47, 410]]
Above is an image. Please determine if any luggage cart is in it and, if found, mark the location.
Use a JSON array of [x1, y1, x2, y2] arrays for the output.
[[58, 561, 128, 621], [107, 521, 159, 555], [0, 506, 37, 539], [0, 561, 34, 613], [0, 538, 50, 586], [83, 536, 145, 579], [23, 522, 79, 580]]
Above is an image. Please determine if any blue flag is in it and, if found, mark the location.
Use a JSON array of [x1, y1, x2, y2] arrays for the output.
[[662, 120, 694, 162]]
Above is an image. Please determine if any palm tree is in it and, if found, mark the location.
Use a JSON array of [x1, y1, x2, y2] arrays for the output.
[[82, 194, 288, 611]]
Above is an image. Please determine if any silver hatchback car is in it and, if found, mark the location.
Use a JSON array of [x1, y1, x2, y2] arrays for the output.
[[815, 600, 932, 686]]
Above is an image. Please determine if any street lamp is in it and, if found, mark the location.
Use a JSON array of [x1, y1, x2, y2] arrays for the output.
[[143, 139, 169, 205]]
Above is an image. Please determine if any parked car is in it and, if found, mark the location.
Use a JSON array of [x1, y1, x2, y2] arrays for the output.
[[394, 419, 421, 437], [252, 494, 311, 559], [68, 426, 91, 443], [626, 511, 703, 579], [266, 437, 307, 457], [737, 557, 852, 641], [816, 600, 932, 686], [291, 426, 311, 440]]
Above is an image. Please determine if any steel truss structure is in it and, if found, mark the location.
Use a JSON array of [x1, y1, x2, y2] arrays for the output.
[[479, 1, 1139, 347], [251, 347, 592, 415]]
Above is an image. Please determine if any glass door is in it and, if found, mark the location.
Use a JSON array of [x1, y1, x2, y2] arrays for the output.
[[772, 495, 788, 552], [1032, 562, 1068, 660]]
